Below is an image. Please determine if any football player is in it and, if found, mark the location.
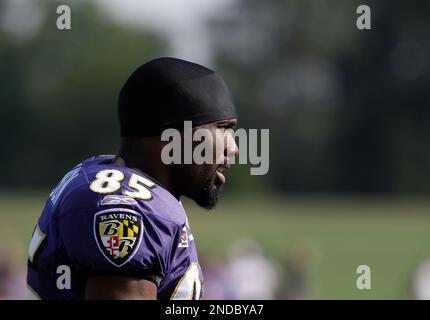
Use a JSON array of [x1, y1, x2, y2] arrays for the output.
[[26, 57, 239, 299]]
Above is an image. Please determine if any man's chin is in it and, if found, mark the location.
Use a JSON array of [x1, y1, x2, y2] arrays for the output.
[[194, 183, 223, 210]]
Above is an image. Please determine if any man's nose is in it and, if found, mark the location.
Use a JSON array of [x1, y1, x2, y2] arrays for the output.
[[225, 133, 239, 158]]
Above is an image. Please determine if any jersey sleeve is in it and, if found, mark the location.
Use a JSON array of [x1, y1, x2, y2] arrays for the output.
[[58, 197, 179, 286]]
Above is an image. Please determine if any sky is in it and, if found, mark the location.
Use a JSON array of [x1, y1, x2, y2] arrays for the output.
[[95, 0, 237, 65]]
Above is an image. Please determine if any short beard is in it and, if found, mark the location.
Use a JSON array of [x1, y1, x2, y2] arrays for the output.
[[194, 173, 223, 210]]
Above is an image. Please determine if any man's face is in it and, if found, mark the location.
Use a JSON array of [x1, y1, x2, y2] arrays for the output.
[[182, 119, 239, 209]]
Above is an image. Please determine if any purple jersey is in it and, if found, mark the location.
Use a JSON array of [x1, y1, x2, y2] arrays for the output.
[[27, 155, 203, 300]]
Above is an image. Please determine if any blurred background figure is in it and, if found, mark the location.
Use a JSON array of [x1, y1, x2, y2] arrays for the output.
[[280, 239, 320, 299], [0, 245, 26, 299], [223, 238, 281, 299], [200, 255, 230, 300], [411, 258, 430, 300]]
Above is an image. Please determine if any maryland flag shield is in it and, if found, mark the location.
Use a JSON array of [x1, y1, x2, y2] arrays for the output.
[[94, 209, 143, 267]]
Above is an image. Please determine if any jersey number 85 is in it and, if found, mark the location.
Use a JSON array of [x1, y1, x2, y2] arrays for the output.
[[89, 169, 155, 200]]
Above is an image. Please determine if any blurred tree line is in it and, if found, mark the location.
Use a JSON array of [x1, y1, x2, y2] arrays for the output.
[[1, 0, 429, 194], [210, 0, 430, 194], [0, 0, 165, 187]]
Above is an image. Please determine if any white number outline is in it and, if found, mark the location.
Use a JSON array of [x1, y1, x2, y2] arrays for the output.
[[89, 169, 125, 194], [89, 170, 155, 200], [124, 174, 156, 200]]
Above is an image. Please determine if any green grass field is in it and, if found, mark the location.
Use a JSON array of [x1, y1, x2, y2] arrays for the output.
[[2, 191, 430, 299]]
